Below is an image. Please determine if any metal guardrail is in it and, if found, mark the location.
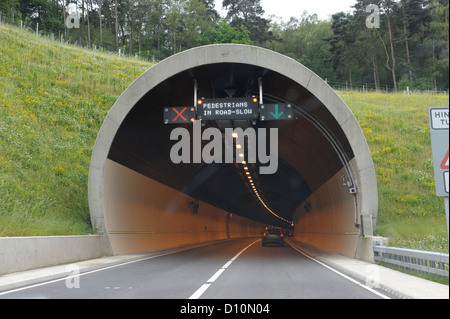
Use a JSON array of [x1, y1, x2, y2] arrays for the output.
[[374, 245, 449, 277]]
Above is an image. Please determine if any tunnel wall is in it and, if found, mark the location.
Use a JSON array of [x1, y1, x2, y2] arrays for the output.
[[104, 160, 265, 255], [292, 160, 361, 257]]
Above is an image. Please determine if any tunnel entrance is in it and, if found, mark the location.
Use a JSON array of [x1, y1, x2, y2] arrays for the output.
[[89, 44, 378, 257]]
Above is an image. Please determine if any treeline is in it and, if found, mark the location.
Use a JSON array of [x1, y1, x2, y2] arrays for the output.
[[0, 0, 448, 91]]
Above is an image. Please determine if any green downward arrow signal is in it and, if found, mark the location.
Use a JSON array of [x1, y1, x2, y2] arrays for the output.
[[270, 104, 284, 119]]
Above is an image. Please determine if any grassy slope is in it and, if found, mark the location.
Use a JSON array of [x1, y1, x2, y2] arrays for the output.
[[0, 24, 449, 252], [340, 91, 449, 253], [0, 24, 151, 235]]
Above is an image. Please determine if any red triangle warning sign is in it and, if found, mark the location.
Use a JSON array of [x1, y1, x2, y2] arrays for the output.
[[441, 150, 449, 170]]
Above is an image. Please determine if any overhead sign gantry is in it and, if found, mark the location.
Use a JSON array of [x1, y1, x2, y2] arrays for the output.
[[164, 98, 294, 124]]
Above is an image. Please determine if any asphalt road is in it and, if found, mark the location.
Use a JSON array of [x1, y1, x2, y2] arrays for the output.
[[0, 238, 390, 300]]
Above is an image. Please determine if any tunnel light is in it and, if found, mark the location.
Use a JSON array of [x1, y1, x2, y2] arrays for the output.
[[239, 153, 244, 158], [246, 172, 250, 175], [236, 144, 242, 149], [232, 132, 238, 138], [244, 167, 248, 170], [241, 161, 246, 164], [251, 186, 291, 224]]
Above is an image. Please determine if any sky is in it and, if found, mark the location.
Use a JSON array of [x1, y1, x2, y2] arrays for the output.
[[215, 0, 357, 22]]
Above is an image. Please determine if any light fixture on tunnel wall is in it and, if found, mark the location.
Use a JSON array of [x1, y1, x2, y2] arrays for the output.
[[341, 174, 357, 194], [188, 199, 199, 215], [304, 202, 312, 213]]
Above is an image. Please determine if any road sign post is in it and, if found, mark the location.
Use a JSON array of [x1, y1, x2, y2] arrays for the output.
[[429, 107, 449, 242]]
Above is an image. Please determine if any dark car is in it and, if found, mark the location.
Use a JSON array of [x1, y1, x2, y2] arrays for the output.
[[262, 228, 285, 246]]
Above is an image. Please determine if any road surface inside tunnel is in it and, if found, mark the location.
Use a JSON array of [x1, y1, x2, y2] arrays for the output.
[[0, 238, 390, 300]]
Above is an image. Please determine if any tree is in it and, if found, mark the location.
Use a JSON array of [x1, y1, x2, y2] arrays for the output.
[[222, 0, 270, 43], [114, 0, 118, 50], [380, 0, 399, 92], [353, 0, 382, 90], [428, 0, 449, 89], [328, 12, 356, 88], [198, 18, 253, 45], [399, 0, 432, 81], [0, 0, 20, 24]]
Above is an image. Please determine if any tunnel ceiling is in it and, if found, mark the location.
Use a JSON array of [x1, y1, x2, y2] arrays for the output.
[[108, 62, 354, 227]]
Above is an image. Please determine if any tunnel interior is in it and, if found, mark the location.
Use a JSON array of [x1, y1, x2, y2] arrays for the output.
[[107, 62, 354, 228]]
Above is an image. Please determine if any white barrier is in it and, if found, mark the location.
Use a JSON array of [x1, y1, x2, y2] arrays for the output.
[[0, 235, 112, 275]]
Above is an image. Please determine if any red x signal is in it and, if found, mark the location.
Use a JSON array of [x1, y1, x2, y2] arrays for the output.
[[164, 106, 196, 124], [173, 107, 187, 122]]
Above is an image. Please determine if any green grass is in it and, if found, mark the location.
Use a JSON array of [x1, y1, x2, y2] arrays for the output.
[[0, 24, 449, 255], [340, 91, 449, 253], [0, 24, 151, 236]]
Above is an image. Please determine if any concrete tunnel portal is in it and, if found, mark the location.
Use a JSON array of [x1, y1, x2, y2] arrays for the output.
[[88, 44, 378, 258]]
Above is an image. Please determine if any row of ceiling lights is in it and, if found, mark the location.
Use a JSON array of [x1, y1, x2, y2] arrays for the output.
[[232, 132, 290, 224]]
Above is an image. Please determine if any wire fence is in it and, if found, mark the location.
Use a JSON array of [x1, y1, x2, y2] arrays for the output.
[[0, 11, 156, 62], [325, 79, 449, 96]]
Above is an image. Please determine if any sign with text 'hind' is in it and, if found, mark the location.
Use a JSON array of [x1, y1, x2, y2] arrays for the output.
[[429, 107, 449, 197]]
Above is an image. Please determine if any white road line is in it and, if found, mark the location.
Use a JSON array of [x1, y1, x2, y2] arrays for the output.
[[0, 244, 216, 297], [189, 284, 211, 300], [189, 239, 260, 299], [208, 269, 225, 283], [287, 241, 391, 299]]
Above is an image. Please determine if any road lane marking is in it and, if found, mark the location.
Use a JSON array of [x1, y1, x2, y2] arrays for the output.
[[208, 268, 225, 283], [0, 243, 224, 297], [189, 284, 211, 299], [287, 241, 391, 299], [189, 239, 260, 299]]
